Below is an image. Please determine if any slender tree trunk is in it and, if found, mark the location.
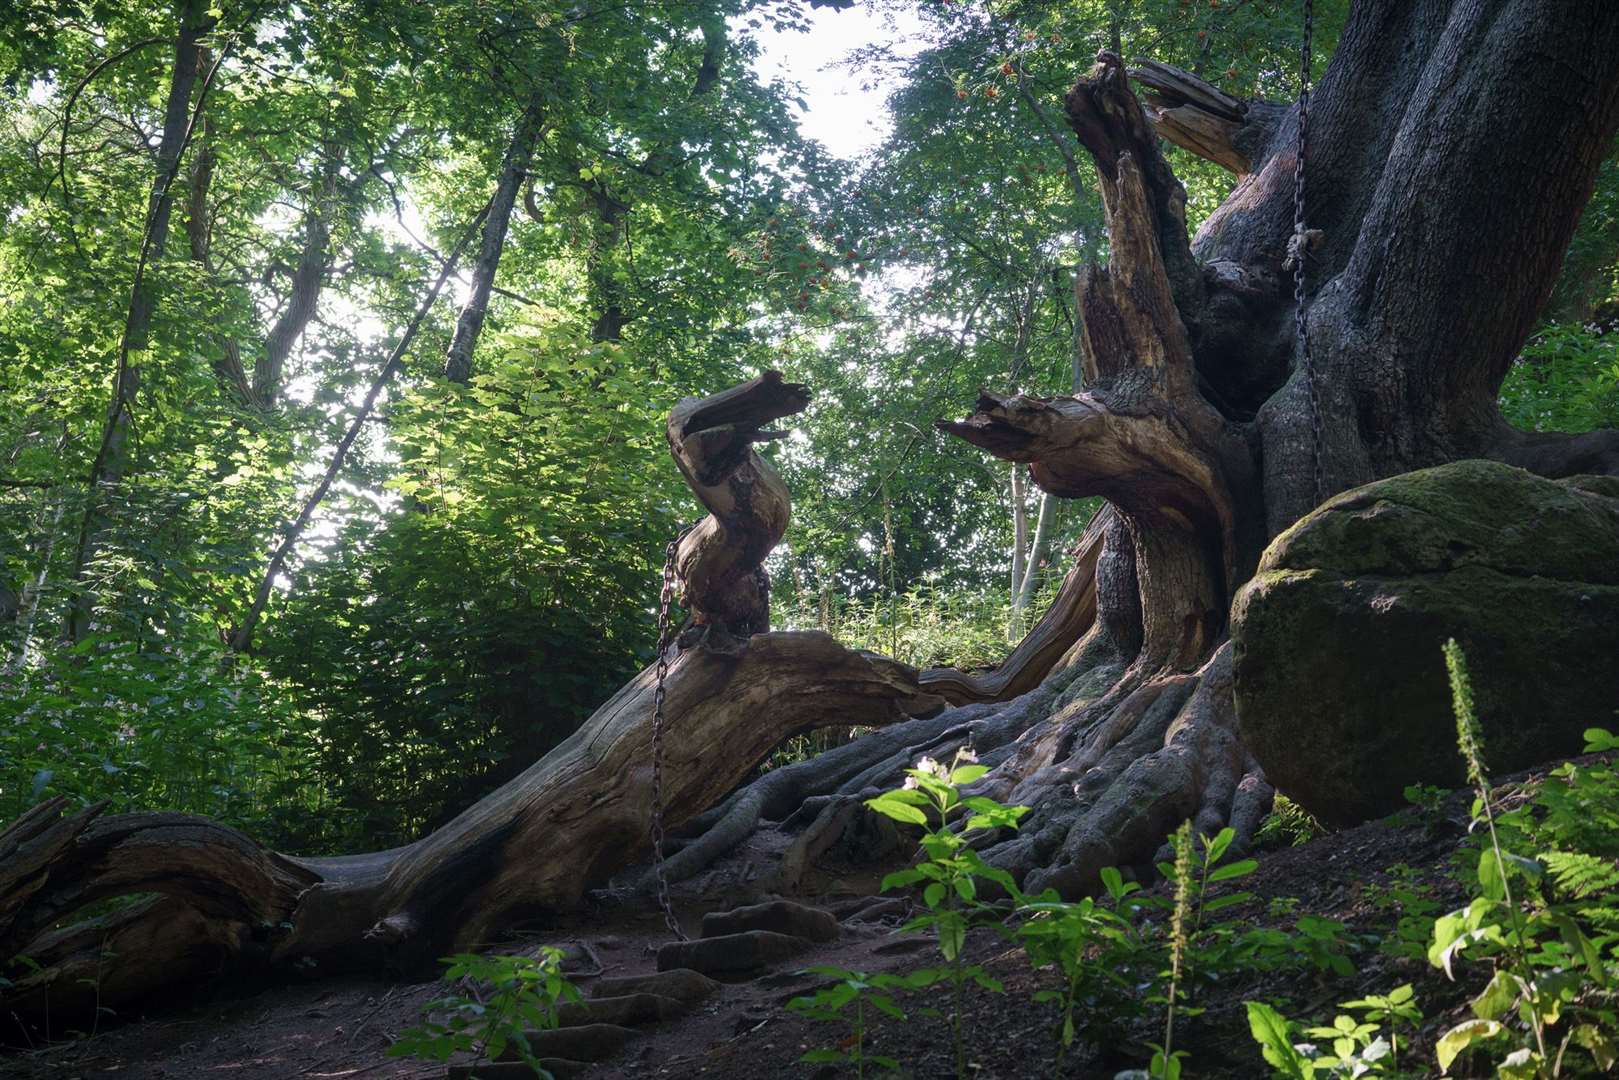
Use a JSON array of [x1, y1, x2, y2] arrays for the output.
[[65, 0, 210, 641], [1009, 463, 1028, 606], [183, 109, 255, 403], [443, 92, 545, 383], [228, 205, 491, 652], [8, 497, 65, 672], [1013, 490, 1056, 614], [256, 144, 345, 404]]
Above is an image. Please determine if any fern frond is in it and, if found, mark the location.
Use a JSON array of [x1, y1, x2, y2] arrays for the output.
[[1541, 850, 1619, 899]]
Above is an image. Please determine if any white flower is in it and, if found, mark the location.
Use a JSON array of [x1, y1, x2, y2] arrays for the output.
[[956, 746, 978, 764]]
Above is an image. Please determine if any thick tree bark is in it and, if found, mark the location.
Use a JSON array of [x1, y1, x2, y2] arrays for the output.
[[444, 91, 545, 383]]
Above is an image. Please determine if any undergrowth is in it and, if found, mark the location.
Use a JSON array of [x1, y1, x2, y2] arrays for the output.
[[792, 639, 1619, 1079]]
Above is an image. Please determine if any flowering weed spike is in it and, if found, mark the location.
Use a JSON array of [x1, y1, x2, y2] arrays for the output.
[[1443, 638, 1489, 795]]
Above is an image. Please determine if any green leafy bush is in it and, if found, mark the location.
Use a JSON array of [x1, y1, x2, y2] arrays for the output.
[[1426, 642, 1619, 1078], [866, 750, 1029, 1079], [1247, 986, 1424, 1080], [388, 948, 582, 1076], [0, 631, 324, 845], [1498, 322, 1619, 434], [788, 965, 928, 1076]]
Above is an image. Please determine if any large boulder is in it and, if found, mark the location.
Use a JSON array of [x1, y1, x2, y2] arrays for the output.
[[1231, 460, 1619, 827]]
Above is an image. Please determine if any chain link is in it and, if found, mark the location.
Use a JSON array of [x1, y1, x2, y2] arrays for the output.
[[1294, 0, 1325, 509], [650, 523, 696, 941]]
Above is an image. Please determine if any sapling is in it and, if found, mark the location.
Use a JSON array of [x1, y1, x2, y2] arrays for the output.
[[866, 748, 1028, 1080]]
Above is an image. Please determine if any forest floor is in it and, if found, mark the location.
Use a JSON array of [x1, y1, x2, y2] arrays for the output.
[[3, 780, 1508, 1080]]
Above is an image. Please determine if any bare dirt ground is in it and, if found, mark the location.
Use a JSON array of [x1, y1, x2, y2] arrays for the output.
[[4, 786, 1500, 1080]]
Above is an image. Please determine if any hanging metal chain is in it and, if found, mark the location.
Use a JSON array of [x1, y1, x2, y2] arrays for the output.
[[650, 523, 696, 941], [1292, 0, 1326, 509]]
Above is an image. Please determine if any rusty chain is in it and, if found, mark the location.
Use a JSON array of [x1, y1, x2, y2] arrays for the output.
[[650, 523, 696, 941]]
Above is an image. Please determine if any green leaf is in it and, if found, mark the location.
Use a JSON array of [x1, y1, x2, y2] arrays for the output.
[[1477, 848, 1505, 901], [1497, 1047, 1542, 1080], [866, 795, 928, 826], [1207, 857, 1257, 883], [1470, 969, 1517, 1020], [1583, 727, 1619, 752], [1201, 891, 1253, 914], [1435, 1018, 1502, 1073], [880, 868, 925, 892], [1245, 1001, 1312, 1080], [1574, 1025, 1618, 1070], [1203, 827, 1235, 865]]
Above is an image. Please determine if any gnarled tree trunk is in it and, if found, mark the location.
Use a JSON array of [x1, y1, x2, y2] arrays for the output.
[[650, 0, 1619, 898]]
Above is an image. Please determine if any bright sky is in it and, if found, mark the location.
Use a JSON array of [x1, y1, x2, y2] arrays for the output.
[[744, 4, 928, 160]]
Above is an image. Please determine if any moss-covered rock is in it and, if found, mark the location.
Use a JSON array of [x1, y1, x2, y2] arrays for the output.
[[1232, 460, 1619, 827]]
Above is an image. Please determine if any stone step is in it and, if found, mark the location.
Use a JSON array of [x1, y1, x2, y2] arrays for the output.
[[494, 1022, 637, 1063], [656, 929, 812, 976], [589, 967, 721, 1005], [557, 992, 687, 1028], [699, 899, 839, 943]]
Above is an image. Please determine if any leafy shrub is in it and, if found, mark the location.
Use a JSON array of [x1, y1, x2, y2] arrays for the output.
[[1498, 321, 1619, 434], [389, 948, 582, 1076], [866, 750, 1028, 1079], [1247, 985, 1424, 1079], [1255, 793, 1327, 850], [788, 965, 929, 1076], [1426, 642, 1619, 1078], [0, 630, 326, 846]]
